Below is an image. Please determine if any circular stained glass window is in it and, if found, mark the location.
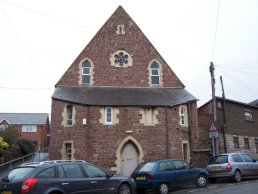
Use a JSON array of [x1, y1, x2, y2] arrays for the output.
[[114, 52, 128, 66]]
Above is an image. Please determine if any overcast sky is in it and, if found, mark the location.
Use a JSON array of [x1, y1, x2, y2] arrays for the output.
[[1, 0, 258, 114]]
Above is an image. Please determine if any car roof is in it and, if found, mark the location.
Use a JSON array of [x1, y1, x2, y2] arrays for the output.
[[18, 160, 87, 168]]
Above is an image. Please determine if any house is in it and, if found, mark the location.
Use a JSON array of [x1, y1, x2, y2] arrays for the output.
[[198, 97, 258, 160], [49, 6, 200, 175], [0, 113, 50, 150], [249, 99, 258, 107]]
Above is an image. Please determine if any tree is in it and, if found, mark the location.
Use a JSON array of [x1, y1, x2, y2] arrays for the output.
[[0, 136, 8, 149], [0, 125, 20, 146]]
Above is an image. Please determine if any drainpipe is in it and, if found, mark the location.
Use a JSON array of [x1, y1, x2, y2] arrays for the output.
[[187, 103, 193, 164], [165, 107, 169, 158]]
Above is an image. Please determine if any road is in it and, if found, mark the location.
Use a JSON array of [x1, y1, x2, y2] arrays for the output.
[[170, 179, 258, 194]]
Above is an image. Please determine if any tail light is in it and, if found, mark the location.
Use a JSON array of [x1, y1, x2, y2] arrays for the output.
[[226, 163, 232, 171], [149, 173, 154, 181], [21, 178, 38, 194]]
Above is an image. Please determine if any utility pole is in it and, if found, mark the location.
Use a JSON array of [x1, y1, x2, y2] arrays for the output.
[[220, 76, 227, 153], [209, 62, 217, 156]]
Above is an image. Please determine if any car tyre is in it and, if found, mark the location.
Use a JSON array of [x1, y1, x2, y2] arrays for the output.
[[196, 174, 207, 187], [118, 183, 132, 194], [233, 170, 241, 182], [158, 183, 169, 194]]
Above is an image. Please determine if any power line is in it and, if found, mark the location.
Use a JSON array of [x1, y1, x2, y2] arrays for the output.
[[1, 0, 97, 31], [0, 4, 50, 90], [211, 0, 221, 61], [216, 65, 258, 76]]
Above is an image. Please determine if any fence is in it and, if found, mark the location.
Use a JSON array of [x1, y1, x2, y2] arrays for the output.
[[0, 147, 49, 177]]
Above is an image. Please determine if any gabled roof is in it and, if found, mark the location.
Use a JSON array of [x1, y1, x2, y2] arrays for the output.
[[249, 99, 258, 107], [52, 86, 197, 107], [198, 97, 258, 109], [0, 113, 49, 125]]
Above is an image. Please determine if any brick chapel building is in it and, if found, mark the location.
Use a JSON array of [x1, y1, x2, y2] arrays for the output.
[[49, 6, 200, 176]]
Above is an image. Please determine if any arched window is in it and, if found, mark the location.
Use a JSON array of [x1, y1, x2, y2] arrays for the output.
[[150, 62, 160, 85], [82, 60, 91, 84]]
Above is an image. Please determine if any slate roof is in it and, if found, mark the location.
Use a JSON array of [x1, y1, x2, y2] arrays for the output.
[[249, 99, 258, 107], [0, 113, 49, 125], [52, 86, 197, 107]]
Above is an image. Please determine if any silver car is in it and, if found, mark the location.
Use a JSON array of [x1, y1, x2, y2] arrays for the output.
[[207, 153, 258, 182]]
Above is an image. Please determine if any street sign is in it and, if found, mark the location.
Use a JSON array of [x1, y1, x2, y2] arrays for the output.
[[209, 122, 218, 138]]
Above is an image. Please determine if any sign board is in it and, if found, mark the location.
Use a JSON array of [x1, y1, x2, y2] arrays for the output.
[[209, 122, 218, 138]]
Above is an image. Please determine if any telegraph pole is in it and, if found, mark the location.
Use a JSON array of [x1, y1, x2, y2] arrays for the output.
[[209, 62, 217, 156], [220, 76, 227, 153]]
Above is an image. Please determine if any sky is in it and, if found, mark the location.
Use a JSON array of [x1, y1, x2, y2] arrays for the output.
[[1, 0, 258, 115]]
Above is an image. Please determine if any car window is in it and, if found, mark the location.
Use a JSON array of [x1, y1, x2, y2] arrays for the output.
[[82, 164, 106, 178], [37, 167, 55, 178], [231, 154, 244, 162], [134, 162, 155, 173], [208, 155, 228, 164], [173, 160, 188, 170], [241, 154, 254, 162], [158, 161, 174, 172], [8, 167, 34, 181], [58, 166, 66, 178], [62, 164, 84, 178]]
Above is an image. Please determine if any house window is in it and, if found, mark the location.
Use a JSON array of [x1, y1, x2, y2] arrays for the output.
[[105, 107, 113, 124], [114, 52, 128, 66], [244, 138, 250, 149], [233, 136, 239, 148], [66, 105, 73, 126], [0, 125, 8, 131], [150, 62, 160, 85], [22, 125, 37, 132], [255, 138, 258, 153], [82, 60, 91, 84], [65, 143, 72, 160], [245, 109, 253, 122], [116, 25, 125, 35], [179, 105, 188, 127]]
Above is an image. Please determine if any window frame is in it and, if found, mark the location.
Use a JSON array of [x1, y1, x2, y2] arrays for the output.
[[82, 60, 91, 85], [22, 125, 37, 132], [244, 109, 253, 122], [233, 136, 239, 148], [65, 143, 72, 160], [150, 63, 160, 86], [66, 105, 73, 126], [105, 107, 113, 125], [244, 137, 250, 149], [179, 106, 188, 127]]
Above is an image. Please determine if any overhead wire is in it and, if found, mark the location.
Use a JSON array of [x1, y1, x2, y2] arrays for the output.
[[211, 0, 221, 61], [0, 3, 50, 90]]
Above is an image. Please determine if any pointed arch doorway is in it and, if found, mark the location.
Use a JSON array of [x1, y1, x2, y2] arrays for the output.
[[116, 136, 144, 176]]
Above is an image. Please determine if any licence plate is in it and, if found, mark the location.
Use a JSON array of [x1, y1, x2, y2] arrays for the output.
[[1, 191, 12, 194], [211, 166, 221, 170], [136, 176, 146, 181]]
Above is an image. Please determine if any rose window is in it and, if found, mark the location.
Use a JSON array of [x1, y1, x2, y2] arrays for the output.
[[114, 52, 128, 66]]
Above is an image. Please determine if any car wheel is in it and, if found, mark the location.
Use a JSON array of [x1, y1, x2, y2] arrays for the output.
[[158, 183, 169, 194], [118, 183, 131, 194], [196, 174, 207, 187], [233, 170, 241, 182], [209, 178, 216, 183]]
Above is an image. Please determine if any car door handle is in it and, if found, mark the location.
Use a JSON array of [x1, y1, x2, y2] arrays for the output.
[[91, 181, 97, 184], [62, 183, 69, 185]]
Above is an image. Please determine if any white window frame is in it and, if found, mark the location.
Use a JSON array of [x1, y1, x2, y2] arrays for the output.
[[66, 105, 73, 126], [105, 107, 113, 124], [179, 105, 188, 127], [82, 60, 91, 85], [65, 143, 72, 160], [22, 125, 37, 132], [151, 65, 160, 85]]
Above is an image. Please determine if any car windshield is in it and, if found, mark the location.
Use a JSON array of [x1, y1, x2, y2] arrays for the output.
[[208, 155, 228, 164], [134, 162, 155, 173], [8, 167, 35, 181]]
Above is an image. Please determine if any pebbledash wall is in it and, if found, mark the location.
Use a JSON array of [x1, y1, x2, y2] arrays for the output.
[[49, 6, 200, 175]]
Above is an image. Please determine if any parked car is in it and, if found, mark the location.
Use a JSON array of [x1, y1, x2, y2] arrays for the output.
[[207, 152, 258, 183], [131, 159, 208, 194], [0, 160, 136, 194]]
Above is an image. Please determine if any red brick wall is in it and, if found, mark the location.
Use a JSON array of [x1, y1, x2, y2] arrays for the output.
[[50, 100, 199, 169]]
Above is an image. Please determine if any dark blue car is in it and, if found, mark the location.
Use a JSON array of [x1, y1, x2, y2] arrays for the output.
[[131, 159, 208, 194]]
